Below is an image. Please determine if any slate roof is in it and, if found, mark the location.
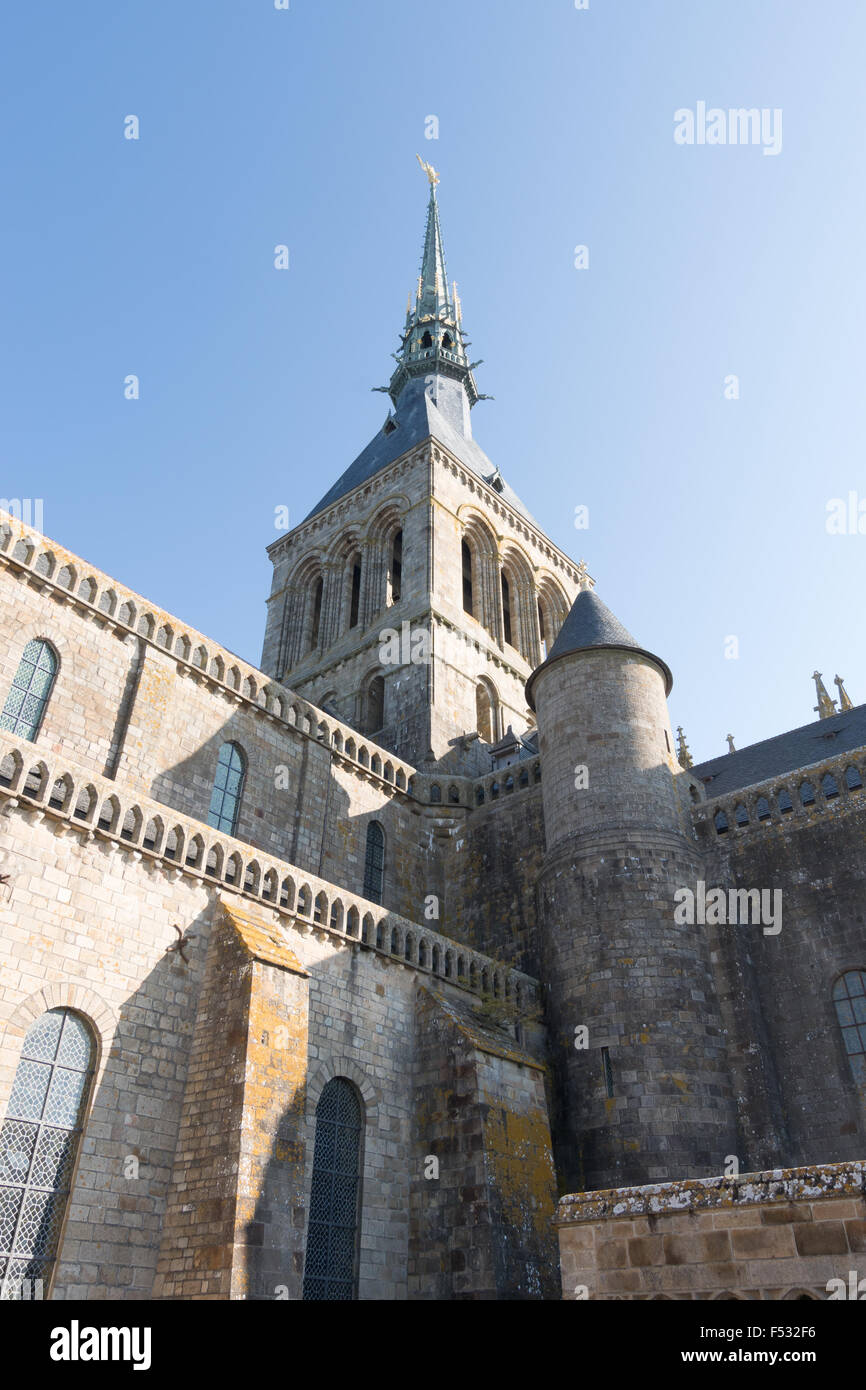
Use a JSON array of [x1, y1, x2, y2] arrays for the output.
[[302, 375, 537, 525], [690, 703, 866, 798], [547, 588, 642, 662], [526, 589, 673, 707]]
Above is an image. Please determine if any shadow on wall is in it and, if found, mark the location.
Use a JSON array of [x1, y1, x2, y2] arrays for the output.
[[148, 714, 403, 912], [42, 900, 216, 1301]]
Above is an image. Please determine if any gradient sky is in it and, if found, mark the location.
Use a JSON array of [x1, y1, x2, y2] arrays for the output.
[[2, 0, 864, 763]]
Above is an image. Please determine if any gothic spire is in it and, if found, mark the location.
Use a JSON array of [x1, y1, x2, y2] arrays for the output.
[[386, 161, 481, 409]]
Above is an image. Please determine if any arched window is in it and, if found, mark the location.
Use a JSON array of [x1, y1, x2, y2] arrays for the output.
[[0, 1008, 95, 1298], [349, 555, 362, 629], [501, 572, 512, 646], [365, 675, 385, 734], [363, 821, 384, 903], [536, 580, 569, 663], [302, 1078, 363, 1301], [462, 541, 474, 616], [1, 639, 58, 742], [389, 531, 402, 604], [833, 970, 866, 1088], [309, 578, 323, 652], [207, 742, 245, 835]]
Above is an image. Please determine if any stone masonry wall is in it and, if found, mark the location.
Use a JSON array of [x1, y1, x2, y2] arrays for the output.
[[699, 801, 866, 1170], [557, 1163, 866, 1300], [0, 805, 213, 1299], [0, 527, 434, 924], [445, 781, 546, 976], [410, 985, 559, 1299]]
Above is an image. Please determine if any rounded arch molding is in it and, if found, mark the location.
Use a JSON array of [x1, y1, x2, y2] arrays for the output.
[[305, 1057, 379, 1126], [9, 626, 68, 669], [363, 493, 412, 539], [5, 982, 117, 1046]]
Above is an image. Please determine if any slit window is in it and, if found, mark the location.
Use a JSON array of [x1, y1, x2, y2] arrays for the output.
[[349, 560, 362, 629], [390, 531, 402, 603], [501, 572, 512, 646], [309, 578, 323, 651], [601, 1046, 614, 1098], [363, 821, 384, 904], [462, 542, 473, 616]]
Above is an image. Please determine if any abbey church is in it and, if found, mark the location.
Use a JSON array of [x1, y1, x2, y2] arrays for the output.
[[0, 167, 864, 1302]]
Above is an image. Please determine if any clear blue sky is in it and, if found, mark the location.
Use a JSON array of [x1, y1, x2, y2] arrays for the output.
[[2, 0, 864, 763]]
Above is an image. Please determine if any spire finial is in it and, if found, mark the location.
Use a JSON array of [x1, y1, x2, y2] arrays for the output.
[[416, 154, 440, 190], [676, 726, 693, 770], [575, 560, 594, 592], [812, 671, 837, 719], [726, 734, 736, 754], [834, 674, 854, 711], [387, 161, 480, 412]]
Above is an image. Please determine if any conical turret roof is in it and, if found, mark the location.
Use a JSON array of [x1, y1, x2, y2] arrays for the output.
[[526, 588, 673, 708]]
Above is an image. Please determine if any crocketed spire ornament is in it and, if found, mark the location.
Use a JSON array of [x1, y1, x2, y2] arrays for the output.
[[834, 674, 854, 712], [813, 671, 837, 720], [676, 726, 693, 769]]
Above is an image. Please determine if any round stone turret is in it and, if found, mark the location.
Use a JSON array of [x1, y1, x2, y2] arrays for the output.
[[528, 589, 737, 1196], [526, 588, 682, 856]]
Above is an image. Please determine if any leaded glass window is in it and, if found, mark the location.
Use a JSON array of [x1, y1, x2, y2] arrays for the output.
[[833, 970, 866, 1088], [302, 1078, 362, 1301], [207, 741, 245, 836], [362, 821, 384, 904], [0, 639, 57, 742], [0, 1008, 94, 1300]]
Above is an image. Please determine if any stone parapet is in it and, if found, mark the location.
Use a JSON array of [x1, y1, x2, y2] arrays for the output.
[[556, 1162, 866, 1300]]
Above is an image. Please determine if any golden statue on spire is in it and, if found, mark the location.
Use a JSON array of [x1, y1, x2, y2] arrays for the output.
[[416, 154, 440, 189]]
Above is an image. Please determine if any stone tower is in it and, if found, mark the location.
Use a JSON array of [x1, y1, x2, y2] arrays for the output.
[[261, 167, 582, 771], [527, 588, 738, 1193]]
